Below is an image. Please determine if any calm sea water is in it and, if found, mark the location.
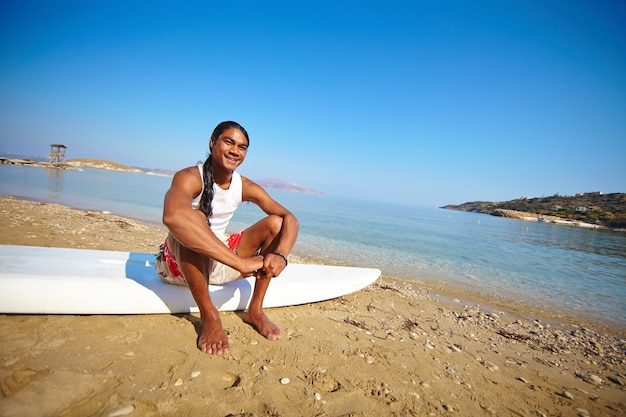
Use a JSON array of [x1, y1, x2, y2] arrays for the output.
[[1, 164, 625, 327]]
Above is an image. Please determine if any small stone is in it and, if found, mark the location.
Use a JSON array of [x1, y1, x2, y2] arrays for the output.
[[449, 345, 462, 353], [558, 390, 574, 400], [578, 373, 603, 386], [108, 404, 135, 417], [575, 408, 590, 417], [483, 361, 499, 371], [366, 356, 375, 364], [442, 404, 454, 412], [314, 392, 322, 401], [174, 378, 183, 386], [280, 377, 290, 385], [423, 341, 435, 350], [607, 375, 624, 386], [586, 374, 603, 386], [191, 371, 201, 378], [516, 376, 529, 384]]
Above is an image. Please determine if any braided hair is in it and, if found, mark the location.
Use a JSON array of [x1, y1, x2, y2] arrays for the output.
[[197, 121, 249, 224]]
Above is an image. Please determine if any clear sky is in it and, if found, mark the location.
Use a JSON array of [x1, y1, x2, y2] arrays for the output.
[[1, 1, 624, 207]]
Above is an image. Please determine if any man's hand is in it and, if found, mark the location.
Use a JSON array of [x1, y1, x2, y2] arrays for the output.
[[240, 255, 265, 277], [259, 252, 288, 279]]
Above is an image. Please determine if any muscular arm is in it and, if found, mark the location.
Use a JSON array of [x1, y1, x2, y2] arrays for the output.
[[242, 176, 299, 276], [162, 167, 262, 275]]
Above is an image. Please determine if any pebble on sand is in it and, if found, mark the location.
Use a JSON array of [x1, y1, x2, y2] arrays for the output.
[[108, 404, 135, 417]]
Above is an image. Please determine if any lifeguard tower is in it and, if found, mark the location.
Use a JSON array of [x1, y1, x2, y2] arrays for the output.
[[47, 144, 67, 163]]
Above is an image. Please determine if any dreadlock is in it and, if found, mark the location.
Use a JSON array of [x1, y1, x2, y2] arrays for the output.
[[197, 121, 249, 224]]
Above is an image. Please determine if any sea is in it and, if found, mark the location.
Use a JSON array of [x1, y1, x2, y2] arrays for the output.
[[1, 164, 625, 328]]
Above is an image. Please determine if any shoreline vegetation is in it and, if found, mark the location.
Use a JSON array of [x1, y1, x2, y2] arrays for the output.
[[0, 195, 625, 416], [442, 193, 626, 230]]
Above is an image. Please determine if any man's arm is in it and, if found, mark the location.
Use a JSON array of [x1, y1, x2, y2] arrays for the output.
[[242, 177, 299, 276], [162, 167, 262, 276]]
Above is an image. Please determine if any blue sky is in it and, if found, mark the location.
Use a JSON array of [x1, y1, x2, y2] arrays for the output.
[[1, 1, 624, 207]]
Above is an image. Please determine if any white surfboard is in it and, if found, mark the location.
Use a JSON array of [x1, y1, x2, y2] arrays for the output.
[[0, 245, 380, 315]]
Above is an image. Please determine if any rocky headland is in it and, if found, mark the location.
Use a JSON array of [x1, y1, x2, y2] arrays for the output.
[[443, 193, 626, 230]]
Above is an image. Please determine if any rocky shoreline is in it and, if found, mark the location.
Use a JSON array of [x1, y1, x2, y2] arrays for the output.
[[442, 193, 626, 230], [491, 209, 603, 229]]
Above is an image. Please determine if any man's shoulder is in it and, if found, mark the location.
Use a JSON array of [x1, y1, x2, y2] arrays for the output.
[[173, 165, 202, 184], [177, 165, 201, 176], [240, 175, 267, 199], [240, 174, 260, 188]]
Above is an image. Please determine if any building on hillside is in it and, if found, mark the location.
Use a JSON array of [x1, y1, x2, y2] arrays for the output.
[[47, 144, 67, 163]]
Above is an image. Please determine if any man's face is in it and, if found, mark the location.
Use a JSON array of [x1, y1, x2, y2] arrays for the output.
[[210, 128, 248, 171]]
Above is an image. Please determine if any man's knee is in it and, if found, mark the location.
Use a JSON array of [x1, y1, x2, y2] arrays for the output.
[[266, 214, 283, 236]]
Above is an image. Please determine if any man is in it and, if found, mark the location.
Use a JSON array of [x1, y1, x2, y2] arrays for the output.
[[158, 121, 299, 355]]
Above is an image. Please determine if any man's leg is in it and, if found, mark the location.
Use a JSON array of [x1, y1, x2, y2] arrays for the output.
[[167, 235, 231, 355], [236, 215, 284, 340]]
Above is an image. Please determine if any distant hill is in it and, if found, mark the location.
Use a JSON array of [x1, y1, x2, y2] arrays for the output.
[[256, 178, 324, 194], [136, 167, 176, 176], [442, 193, 626, 229], [66, 158, 143, 173]]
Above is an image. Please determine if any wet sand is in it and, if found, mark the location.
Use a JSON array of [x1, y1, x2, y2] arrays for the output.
[[0, 195, 624, 416]]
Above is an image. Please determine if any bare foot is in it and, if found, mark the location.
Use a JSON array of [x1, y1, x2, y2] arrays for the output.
[[242, 310, 281, 340], [197, 317, 231, 355]]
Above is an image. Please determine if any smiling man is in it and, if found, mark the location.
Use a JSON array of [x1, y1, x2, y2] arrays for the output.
[[157, 121, 299, 355]]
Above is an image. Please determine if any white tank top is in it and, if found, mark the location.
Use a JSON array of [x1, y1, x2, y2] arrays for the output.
[[191, 164, 243, 234]]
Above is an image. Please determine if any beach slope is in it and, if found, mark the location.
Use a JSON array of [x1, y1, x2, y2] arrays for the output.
[[0, 196, 624, 416]]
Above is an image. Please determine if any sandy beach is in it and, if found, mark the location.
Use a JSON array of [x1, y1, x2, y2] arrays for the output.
[[0, 195, 624, 416]]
